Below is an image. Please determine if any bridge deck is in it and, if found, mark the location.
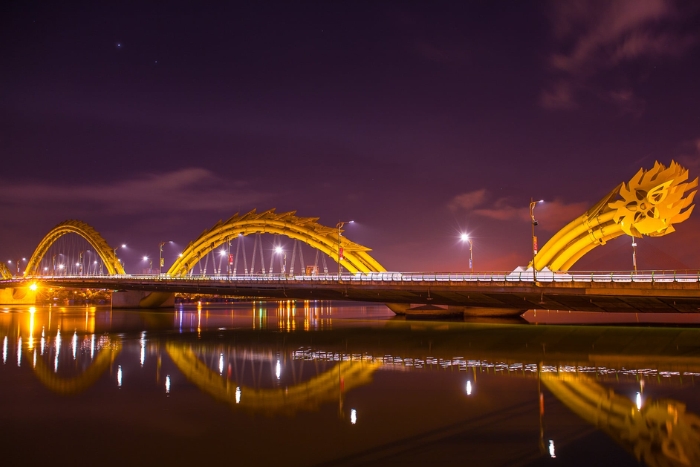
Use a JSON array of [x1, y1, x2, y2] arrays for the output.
[[5, 272, 700, 313]]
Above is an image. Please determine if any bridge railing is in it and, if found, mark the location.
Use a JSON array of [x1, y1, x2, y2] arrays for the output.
[[17, 269, 700, 284]]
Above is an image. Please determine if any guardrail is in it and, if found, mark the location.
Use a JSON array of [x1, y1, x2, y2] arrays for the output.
[[14, 269, 700, 284]]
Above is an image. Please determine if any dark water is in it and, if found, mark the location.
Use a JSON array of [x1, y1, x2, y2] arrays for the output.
[[1, 302, 700, 466]]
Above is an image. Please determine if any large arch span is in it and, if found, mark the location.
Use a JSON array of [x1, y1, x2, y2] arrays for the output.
[[168, 209, 386, 276], [24, 220, 126, 277]]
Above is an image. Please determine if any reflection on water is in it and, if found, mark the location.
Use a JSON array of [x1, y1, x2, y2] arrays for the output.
[[1, 302, 700, 466]]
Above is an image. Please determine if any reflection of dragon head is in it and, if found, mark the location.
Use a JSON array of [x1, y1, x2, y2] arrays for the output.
[[609, 161, 697, 237]]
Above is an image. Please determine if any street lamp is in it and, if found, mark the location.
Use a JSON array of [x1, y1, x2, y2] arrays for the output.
[[460, 233, 474, 273], [631, 237, 638, 274], [275, 246, 286, 276], [143, 256, 152, 274], [113, 244, 126, 274], [336, 220, 354, 282], [158, 241, 173, 275], [10, 258, 27, 276], [529, 199, 543, 281]]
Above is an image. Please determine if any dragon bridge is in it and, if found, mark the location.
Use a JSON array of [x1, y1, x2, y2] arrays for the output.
[[536, 161, 697, 271], [168, 209, 386, 276], [24, 220, 126, 277]]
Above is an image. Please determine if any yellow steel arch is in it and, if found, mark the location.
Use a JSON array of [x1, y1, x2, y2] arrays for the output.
[[166, 343, 381, 415], [30, 344, 121, 395], [542, 373, 700, 465], [24, 220, 126, 276], [0, 262, 11, 279], [168, 209, 386, 276], [535, 161, 697, 271]]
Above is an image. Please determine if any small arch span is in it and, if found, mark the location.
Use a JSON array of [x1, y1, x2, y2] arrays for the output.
[[168, 209, 386, 276], [24, 220, 125, 277]]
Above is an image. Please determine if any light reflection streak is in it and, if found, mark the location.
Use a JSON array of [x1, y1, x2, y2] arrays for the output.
[[165, 375, 171, 394], [219, 353, 224, 375], [350, 409, 357, 425], [33, 349, 36, 368], [117, 365, 122, 387], [235, 386, 241, 404], [636, 392, 642, 410], [17, 337, 22, 367], [2, 336, 6, 364], [90, 334, 95, 359], [40, 328, 45, 355], [466, 381, 472, 395], [54, 329, 61, 372], [28, 309, 35, 349], [549, 440, 556, 458], [72, 331, 77, 360], [140, 331, 146, 367], [276, 360, 281, 380]]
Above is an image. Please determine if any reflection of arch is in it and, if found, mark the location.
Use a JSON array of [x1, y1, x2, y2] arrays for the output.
[[535, 161, 697, 271], [25, 220, 126, 276], [30, 344, 121, 395], [542, 373, 700, 466], [166, 343, 381, 415], [168, 209, 386, 276], [0, 262, 11, 279]]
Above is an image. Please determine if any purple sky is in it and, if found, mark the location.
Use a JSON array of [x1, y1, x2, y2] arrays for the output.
[[2, 1, 700, 273]]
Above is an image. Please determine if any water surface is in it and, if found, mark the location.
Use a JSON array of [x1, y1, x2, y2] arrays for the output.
[[1, 302, 699, 466]]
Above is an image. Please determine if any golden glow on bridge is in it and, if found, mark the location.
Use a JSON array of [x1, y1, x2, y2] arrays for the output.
[[24, 220, 126, 276], [168, 209, 386, 276], [536, 161, 697, 271]]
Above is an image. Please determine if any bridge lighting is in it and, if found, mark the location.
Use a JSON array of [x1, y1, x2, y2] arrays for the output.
[[460, 234, 474, 273], [336, 220, 356, 282], [529, 199, 544, 281], [29, 283, 37, 291], [219, 249, 227, 256]]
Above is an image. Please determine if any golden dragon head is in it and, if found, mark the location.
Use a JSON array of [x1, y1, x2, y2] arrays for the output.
[[608, 161, 697, 237]]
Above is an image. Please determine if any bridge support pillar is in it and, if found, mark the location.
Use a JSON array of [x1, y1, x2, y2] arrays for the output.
[[112, 291, 174, 309], [463, 307, 527, 317], [0, 287, 37, 305], [385, 303, 410, 315]]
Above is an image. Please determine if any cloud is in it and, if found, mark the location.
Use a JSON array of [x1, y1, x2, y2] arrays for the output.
[[541, 0, 696, 111], [0, 168, 274, 216], [475, 198, 589, 229], [539, 81, 577, 110], [448, 189, 487, 211]]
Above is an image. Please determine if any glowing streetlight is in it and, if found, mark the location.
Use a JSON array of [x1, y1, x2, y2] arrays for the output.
[[336, 220, 355, 282], [274, 246, 286, 275], [460, 233, 474, 273], [529, 199, 544, 281], [158, 241, 173, 275], [631, 237, 638, 274], [113, 244, 126, 274], [142, 256, 152, 274]]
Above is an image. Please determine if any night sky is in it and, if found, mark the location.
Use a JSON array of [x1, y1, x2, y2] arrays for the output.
[[2, 1, 700, 273]]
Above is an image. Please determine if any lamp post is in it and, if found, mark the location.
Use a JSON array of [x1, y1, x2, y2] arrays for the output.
[[460, 233, 474, 273], [113, 244, 126, 274], [631, 237, 638, 274], [529, 199, 543, 281], [143, 256, 152, 275], [158, 241, 172, 275], [336, 220, 354, 282], [275, 246, 286, 276]]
